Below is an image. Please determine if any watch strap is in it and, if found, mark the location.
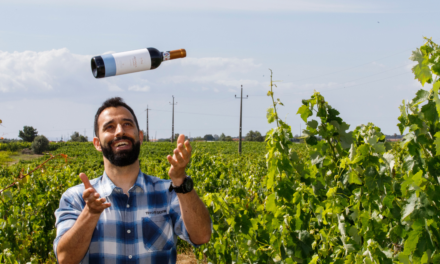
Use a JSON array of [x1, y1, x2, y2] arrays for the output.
[[168, 177, 192, 193]]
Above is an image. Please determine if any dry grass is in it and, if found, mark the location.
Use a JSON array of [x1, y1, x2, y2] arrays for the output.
[[3, 152, 43, 166], [177, 252, 207, 264]]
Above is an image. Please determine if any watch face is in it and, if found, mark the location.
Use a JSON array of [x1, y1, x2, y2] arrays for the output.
[[183, 177, 193, 192]]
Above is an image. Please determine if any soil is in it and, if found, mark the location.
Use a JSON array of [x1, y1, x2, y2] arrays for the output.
[[177, 252, 206, 264]]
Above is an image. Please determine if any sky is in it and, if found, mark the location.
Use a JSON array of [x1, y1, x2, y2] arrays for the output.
[[0, 0, 439, 141]]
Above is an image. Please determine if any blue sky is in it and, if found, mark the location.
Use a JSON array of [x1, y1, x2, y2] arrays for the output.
[[0, 0, 439, 141]]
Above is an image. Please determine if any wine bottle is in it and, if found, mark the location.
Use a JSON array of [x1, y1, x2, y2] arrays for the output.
[[91, 48, 186, 78]]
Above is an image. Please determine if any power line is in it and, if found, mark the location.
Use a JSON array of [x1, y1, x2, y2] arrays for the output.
[[149, 108, 263, 119], [285, 48, 413, 83]]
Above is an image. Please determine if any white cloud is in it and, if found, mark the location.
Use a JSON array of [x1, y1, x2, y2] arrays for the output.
[[0, 48, 265, 98], [0, 48, 87, 93]]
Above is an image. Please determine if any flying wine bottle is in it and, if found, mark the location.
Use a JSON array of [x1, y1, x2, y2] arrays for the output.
[[91, 48, 186, 78]]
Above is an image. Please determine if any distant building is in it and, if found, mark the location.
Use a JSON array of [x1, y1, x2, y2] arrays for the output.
[[385, 134, 404, 142]]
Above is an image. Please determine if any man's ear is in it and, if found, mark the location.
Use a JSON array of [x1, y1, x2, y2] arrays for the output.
[[139, 130, 144, 144], [93, 137, 102, 152]]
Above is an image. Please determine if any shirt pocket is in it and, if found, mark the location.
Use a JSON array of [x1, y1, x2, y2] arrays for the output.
[[142, 214, 174, 251]]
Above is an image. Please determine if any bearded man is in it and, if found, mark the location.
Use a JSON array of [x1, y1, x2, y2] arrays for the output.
[[53, 97, 211, 264]]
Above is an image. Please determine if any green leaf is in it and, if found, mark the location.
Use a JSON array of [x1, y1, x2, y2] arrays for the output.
[[403, 219, 424, 255], [434, 132, 440, 156], [421, 101, 437, 123], [307, 120, 318, 129], [402, 193, 418, 220], [267, 108, 276, 124], [410, 89, 430, 106], [308, 255, 319, 264], [306, 135, 318, 146], [3, 191, 12, 202], [266, 193, 277, 212], [326, 187, 337, 198], [297, 105, 313, 122], [433, 80, 440, 118], [348, 226, 361, 245], [348, 171, 362, 185], [410, 48, 432, 86], [383, 194, 395, 209]]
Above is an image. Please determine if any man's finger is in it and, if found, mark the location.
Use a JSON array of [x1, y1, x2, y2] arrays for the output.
[[174, 149, 185, 164], [167, 155, 179, 167], [177, 143, 189, 159], [83, 188, 96, 200], [177, 134, 185, 145], [79, 173, 93, 189], [184, 140, 192, 154]]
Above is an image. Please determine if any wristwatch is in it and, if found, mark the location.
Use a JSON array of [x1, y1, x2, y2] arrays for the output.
[[169, 176, 194, 194]]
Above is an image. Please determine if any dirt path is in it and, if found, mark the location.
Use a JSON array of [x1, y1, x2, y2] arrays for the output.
[[177, 252, 206, 264]]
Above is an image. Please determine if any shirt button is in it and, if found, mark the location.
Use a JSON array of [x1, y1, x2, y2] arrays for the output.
[[129, 255, 132, 259], [127, 229, 131, 234], [126, 204, 130, 208]]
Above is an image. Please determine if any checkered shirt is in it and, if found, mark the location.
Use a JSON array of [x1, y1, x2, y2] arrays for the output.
[[53, 170, 197, 264]]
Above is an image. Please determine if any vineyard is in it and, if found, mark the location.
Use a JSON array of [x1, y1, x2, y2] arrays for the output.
[[1, 39, 440, 263]]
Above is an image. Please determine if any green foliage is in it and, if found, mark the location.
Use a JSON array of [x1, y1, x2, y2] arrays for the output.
[[204, 134, 215, 141], [31, 136, 49, 154], [0, 142, 32, 152], [69, 131, 88, 142], [0, 151, 15, 165], [18, 126, 38, 142], [245, 130, 265, 142], [1, 39, 440, 263], [0, 141, 267, 262]]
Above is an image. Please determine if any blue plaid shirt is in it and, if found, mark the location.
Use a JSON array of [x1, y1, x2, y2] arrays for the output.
[[53, 170, 197, 263]]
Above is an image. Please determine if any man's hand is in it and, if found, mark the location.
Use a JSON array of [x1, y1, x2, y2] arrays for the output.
[[167, 134, 192, 186], [79, 173, 111, 215]]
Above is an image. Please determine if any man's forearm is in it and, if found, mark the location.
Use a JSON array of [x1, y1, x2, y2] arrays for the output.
[[177, 190, 211, 245], [56, 207, 101, 264]]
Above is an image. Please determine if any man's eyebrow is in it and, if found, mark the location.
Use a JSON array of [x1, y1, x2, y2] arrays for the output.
[[122, 118, 135, 124], [102, 119, 115, 130]]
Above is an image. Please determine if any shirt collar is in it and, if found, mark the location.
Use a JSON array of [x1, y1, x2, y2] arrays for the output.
[[100, 170, 147, 197]]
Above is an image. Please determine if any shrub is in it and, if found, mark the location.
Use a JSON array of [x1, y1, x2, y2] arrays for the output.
[[31, 135, 49, 154]]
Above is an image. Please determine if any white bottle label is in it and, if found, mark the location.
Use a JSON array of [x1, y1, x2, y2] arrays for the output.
[[113, 49, 152, 75]]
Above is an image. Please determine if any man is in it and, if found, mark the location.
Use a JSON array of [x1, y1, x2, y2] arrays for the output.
[[54, 97, 211, 263]]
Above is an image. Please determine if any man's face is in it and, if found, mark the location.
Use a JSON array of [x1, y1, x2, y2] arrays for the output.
[[94, 106, 142, 167]]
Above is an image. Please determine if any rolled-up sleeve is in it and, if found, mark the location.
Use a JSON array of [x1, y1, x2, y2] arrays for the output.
[[53, 189, 84, 258]]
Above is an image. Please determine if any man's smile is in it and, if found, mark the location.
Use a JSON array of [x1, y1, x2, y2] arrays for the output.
[[113, 140, 132, 151]]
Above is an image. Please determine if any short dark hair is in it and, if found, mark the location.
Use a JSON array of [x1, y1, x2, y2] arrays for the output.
[[94, 97, 140, 137]]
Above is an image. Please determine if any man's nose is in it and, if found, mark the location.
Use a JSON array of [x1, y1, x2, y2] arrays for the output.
[[114, 123, 125, 136]]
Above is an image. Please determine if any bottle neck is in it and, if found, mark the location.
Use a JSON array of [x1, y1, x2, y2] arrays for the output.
[[163, 49, 186, 61]]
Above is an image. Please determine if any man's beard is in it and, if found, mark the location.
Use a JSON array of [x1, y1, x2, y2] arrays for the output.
[[101, 136, 141, 167]]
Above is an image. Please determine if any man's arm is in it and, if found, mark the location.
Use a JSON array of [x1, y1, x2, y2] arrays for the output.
[[176, 190, 211, 245], [167, 135, 212, 245], [56, 173, 111, 264]]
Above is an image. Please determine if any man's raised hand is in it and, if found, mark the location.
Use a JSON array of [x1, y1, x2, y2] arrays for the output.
[[79, 173, 111, 214], [167, 134, 192, 186]]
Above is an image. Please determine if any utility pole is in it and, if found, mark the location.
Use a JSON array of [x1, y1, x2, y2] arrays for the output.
[[169, 96, 178, 143], [145, 106, 151, 142], [235, 85, 248, 154]]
